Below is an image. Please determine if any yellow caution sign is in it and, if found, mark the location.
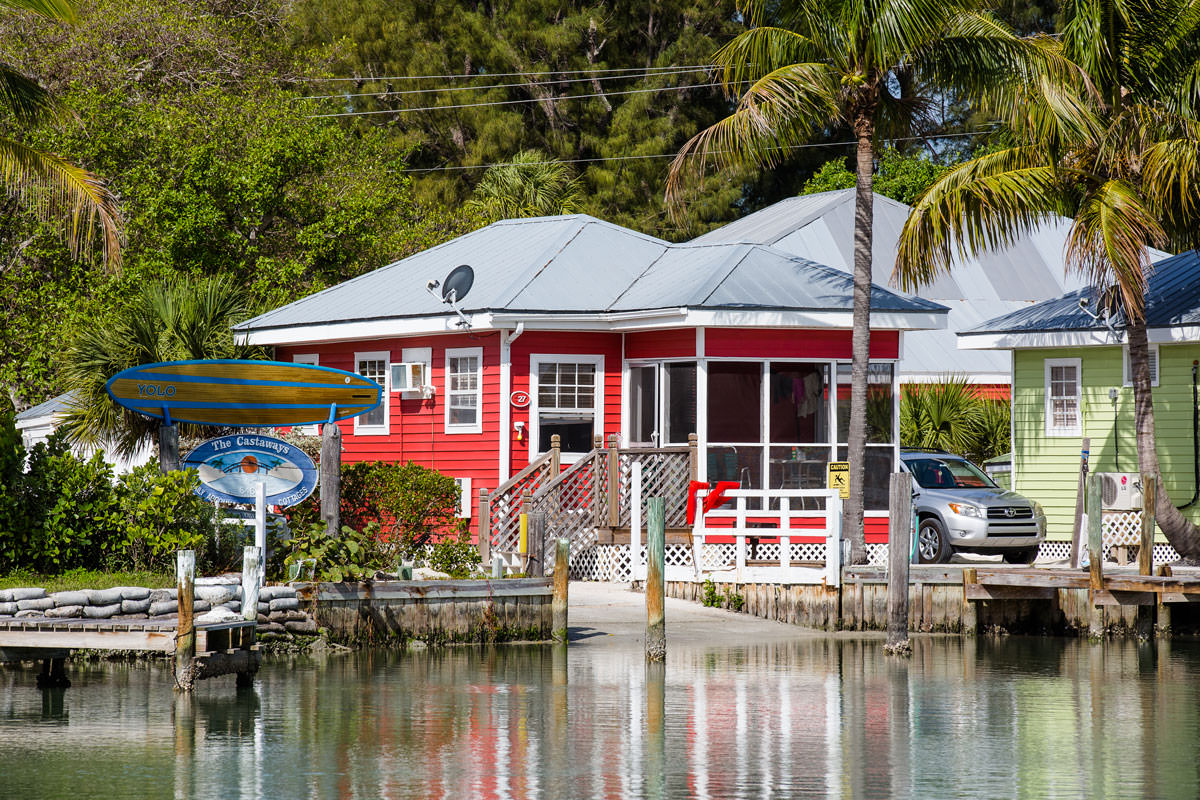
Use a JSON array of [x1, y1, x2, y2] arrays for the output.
[[827, 461, 850, 499]]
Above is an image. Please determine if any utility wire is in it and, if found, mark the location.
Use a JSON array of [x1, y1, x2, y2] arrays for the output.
[[311, 82, 725, 118], [402, 129, 993, 174], [298, 66, 712, 101], [298, 64, 716, 83]]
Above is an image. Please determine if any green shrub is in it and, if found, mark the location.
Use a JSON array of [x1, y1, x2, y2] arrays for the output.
[[284, 522, 383, 583], [899, 377, 1012, 463], [427, 529, 481, 578], [286, 460, 467, 561]]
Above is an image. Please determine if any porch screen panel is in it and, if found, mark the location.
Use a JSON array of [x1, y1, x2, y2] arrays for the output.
[[537, 361, 596, 452], [707, 362, 761, 442], [838, 446, 895, 512], [663, 362, 696, 444], [631, 366, 657, 444], [835, 363, 895, 511]]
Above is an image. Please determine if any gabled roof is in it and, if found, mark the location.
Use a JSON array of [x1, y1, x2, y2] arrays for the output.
[[960, 250, 1200, 349], [694, 189, 1116, 381], [236, 214, 947, 345], [15, 391, 79, 425]]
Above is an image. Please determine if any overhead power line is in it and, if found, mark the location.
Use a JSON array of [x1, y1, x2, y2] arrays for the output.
[[298, 64, 716, 83], [311, 82, 725, 118], [402, 129, 994, 174], [298, 66, 712, 101]]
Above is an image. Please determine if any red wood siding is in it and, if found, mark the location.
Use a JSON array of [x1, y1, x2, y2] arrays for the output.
[[704, 328, 900, 360], [277, 333, 503, 538], [508, 331, 623, 472], [625, 329, 695, 360]]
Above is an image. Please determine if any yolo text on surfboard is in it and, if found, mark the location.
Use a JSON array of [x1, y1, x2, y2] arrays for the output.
[[136, 383, 177, 397]]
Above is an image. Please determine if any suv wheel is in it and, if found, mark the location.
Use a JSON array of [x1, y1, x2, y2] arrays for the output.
[[916, 518, 951, 564], [1002, 547, 1039, 565]]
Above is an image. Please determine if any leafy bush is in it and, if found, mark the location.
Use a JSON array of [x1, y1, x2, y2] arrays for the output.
[[900, 377, 1011, 464], [284, 522, 383, 583], [427, 529, 481, 578], [287, 460, 468, 561]]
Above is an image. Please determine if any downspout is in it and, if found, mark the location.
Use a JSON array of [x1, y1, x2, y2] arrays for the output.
[[1177, 360, 1200, 510]]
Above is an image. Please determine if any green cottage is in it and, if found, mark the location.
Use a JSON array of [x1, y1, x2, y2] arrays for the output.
[[958, 250, 1200, 557]]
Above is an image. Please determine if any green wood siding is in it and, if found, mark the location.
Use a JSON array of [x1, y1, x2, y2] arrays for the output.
[[1013, 344, 1200, 540]]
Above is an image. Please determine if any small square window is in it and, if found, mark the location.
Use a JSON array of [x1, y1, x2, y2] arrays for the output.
[[1044, 358, 1081, 437]]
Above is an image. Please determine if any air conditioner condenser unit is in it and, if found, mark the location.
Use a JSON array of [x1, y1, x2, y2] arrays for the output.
[[1097, 472, 1144, 511]]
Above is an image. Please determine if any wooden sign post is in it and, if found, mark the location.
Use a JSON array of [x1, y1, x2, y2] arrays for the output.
[[321, 421, 342, 539]]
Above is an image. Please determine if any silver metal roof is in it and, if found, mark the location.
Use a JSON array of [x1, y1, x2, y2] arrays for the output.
[[965, 250, 1200, 336], [694, 189, 1168, 381], [15, 391, 79, 423], [237, 214, 946, 337]]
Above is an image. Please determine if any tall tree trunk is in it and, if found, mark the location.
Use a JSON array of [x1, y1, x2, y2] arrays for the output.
[[1129, 317, 1200, 561], [845, 116, 875, 564]]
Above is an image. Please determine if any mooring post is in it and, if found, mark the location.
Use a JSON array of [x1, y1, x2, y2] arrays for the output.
[[175, 550, 196, 692], [241, 546, 261, 623], [552, 538, 569, 643], [646, 496, 666, 662], [1070, 437, 1091, 568], [886, 472, 913, 655], [492, 554, 504, 579], [1087, 472, 1105, 638], [1139, 472, 1156, 576], [320, 421, 342, 538], [961, 567, 978, 635], [527, 512, 546, 577]]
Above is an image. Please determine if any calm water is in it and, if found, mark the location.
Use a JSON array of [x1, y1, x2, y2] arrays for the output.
[[3, 636, 1200, 799]]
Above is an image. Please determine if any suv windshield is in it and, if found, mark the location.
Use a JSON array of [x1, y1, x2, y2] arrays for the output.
[[905, 456, 997, 489]]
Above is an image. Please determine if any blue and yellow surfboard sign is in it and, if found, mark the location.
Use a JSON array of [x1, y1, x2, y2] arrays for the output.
[[105, 359, 381, 427], [183, 434, 318, 507]]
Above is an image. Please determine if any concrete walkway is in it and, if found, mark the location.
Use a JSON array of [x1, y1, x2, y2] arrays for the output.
[[566, 581, 822, 650]]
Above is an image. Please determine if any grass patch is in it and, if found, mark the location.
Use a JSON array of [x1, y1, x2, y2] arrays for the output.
[[0, 568, 174, 593]]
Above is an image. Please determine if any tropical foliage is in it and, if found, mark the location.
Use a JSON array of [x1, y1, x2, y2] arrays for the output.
[[467, 150, 582, 219], [900, 379, 1010, 464], [895, 0, 1200, 558], [666, 0, 1045, 561], [801, 148, 956, 205]]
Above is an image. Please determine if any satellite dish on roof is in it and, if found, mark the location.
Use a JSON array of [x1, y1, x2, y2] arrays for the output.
[[442, 264, 474, 303]]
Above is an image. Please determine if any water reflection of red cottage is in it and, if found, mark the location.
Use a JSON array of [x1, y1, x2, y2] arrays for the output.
[[235, 215, 946, 546]]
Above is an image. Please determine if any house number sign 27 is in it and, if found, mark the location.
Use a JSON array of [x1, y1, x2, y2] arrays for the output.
[[509, 390, 531, 408]]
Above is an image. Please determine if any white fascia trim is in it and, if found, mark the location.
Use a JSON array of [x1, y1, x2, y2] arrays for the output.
[[239, 314, 488, 347], [901, 372, 1012, 384], [958, 325, 1200, 351], [680, 309, 947, 331]]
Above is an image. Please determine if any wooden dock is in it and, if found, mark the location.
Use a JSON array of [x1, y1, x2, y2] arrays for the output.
[[0, 616, 259, 689]]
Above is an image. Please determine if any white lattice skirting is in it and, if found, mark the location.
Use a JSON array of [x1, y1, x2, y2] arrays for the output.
[[564, 538, 1177, 581]]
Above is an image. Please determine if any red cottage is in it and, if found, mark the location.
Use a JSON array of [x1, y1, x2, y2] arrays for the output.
[[235, 215, 947, 568]]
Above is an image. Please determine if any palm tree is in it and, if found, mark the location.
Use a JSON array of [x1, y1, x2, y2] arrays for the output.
[[895, 0, 1200, 559], [61, 275, 261, 464], [666, 0, 1047, 562], [467, 150, 582, 219], [1, 0, 122, 267]]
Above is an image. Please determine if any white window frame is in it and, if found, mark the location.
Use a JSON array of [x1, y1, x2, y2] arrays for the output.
[[292, 353, 320, 435], [445, 347, 483, 434], [1123, 344, 1160, 388], [401, 346, 434, 398], [354, 350, 390, 436], [1044, 357, 1082, 437], [530, 354, 605, 459]]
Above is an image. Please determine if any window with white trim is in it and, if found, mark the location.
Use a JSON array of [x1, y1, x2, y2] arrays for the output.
[[532, 355, 603, 455], [1044, 358, 1082, 436], [1123, 344, 1160, 387], [355, 351, 389, 434], [445, 347, 483, 433], [292, 354, 320, 434]]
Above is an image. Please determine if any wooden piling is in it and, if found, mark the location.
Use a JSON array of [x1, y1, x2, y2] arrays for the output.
[[175, 550, 196, 692], [886, 472, 913, 654], [241, 546, 261, 623], [1070, 437, 1091, 568], [159, 424, 180, 473], [1140, 472, 1156, 576], [552, 538, 569, 643], [527, 512, 546, 577], [1087, 473, 1104, 638], [320, 421, 342, 538], [646, 496, 666, 662], [961, 568, 978, 635]]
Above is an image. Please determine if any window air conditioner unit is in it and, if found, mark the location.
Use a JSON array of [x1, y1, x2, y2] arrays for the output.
[[391, 362, 432, 396], [1098, 472, 1144, 511]]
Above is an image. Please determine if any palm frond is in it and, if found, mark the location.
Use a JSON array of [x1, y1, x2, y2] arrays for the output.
[[0, 62, 59, 125], [0, 137, 122, 269], [1064, 179, 1166, 321], [0, 0, 78, 23], [1143, 131, 1200, 249], [894, 147, 1063, 290], [712, 27, 825, 90]]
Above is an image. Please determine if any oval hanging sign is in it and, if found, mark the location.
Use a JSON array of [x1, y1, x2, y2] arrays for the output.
[[183, 434, 318, 507], [106, 359, 382, 427], [509, 390, 531, 408]]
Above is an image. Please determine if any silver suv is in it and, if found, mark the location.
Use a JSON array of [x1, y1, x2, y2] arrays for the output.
[[899, 451, 1046, 564]]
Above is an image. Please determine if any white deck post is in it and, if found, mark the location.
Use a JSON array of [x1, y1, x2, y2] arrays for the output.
[[825, 491, 843, 587], [779, 496, 790, 571], [254, 481, 267, 585], [691, 489, 706, 578], [631, 461, 644, 581]]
